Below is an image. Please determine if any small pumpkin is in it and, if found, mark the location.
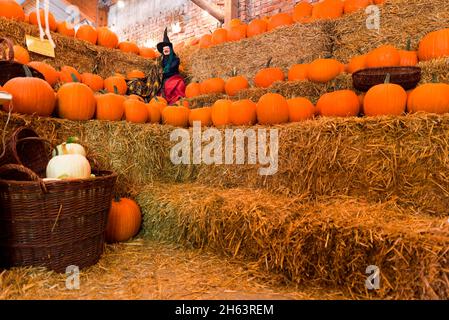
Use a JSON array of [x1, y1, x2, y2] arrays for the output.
[[12, 45, 30, 64], [287, 97, 315, 122], [149, 96, 168, 115], [119, 41, 140, 55], [139, 47, 157, 58], [60, 66, 81, 83], [29, 9, 57, 31], [247, 19, 268, 38], [343, 0, 373, 14], [202, 77, 226, 94], [146, 102, 162, 124], [230, 99, 257, 126], [52, 137, 87, 157], [124, 99, 148, 123], [57, 21, 75, 37], [81, 73, 104, 92], [185, 82, 202, 98], [418, 28, 449, 61], [312, 0, 344, 20], [225, 75, 249, 96], [317, 89, 360, 117], [162, 106, 190, 127], [228, 24, 247, 42], [211, 28, 228, 45], [407, 82, 449, 114], [288, 63, 309, 81], [46, 153, 91, 180], [211, 99, 232, 126], [293, 2, 313, 23], [126, 69, 145, 79], [254, 58, 285, 88], [363, 74, 407, 116], [365, 45, 400, 68], [0, 0, 25, 21], [256, 93, 289, 125], [199, 34, 213, 49], [189, 107, 212, 127], [104, 76, 128, 95], [307, 58, 343, 83], [399, 39, 418, 66], [96, 91, 126, 121], [267, 13, 294, 31], [57, 82, 96, 120], [346, 54, 367, 74], [97, 27, 119, 48], [75, 25, 98, 45], [105, 197, 142, 243]]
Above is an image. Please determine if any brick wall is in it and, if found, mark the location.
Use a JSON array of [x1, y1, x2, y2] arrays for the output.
[[108, 0, 319, 48]]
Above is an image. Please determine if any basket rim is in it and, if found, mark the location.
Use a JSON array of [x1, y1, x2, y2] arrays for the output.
[[353, 66, 422, 77]]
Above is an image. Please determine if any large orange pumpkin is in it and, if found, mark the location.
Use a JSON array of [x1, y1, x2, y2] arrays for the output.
[[28, 61, 59, 86], [288, 63, 309, 81], [57, 21, 75, 37], [407, 83, 449, 114], [95, 93, 126, 121], [343, 0, 373, 14], [105, 197, 142, 243], [202, 78, 226, 94], [247, 19, 268, 38], [418, 28, 449, 61], [317, 90, 360, 117], [365, 45, 400, 68], [75, 25, 98, 45], [162, 106, 190, 127], [57, 82, 96, 120], [139, 47, 157, 58], [119, 41, 140, 55], [230, 99, 257, 126], [364, 75, 407, 116], [104, 76, 128, 95], [399, 40, 418, 66], [185, 82, 201, 98], [97, 27, 119, 49], [0, 0, 25, 21], [2, 76, 56, 116], [189, 107, 212, 127], [29, 9, 57, 31], [228, 24, 247, 42], [254, 59, 285, 88], [307, 58, 343, 83], [287, 97, 315, 122], [312, 0, 344, 20], [211, 28, 228, 45], [81, 73, 104, 92], [267, 13, 294, 32], [225, 75, 249, 96], [59, 66, 81, 83], [124, 99, 148, 123], [211, 99, 232, 126], [256, 93, 289, 125], [293, 2, 313, 23]]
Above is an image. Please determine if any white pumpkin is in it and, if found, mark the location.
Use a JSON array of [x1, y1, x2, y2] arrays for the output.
[[46, 154, 91, 179], [52, 137, 87, 157]]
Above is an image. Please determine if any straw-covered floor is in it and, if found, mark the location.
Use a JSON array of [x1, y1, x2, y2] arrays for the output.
[[1, 239, 349, 300], [138, 184, 449, 300], [0, 17, 157, 77], [1, 111, 448, 215]]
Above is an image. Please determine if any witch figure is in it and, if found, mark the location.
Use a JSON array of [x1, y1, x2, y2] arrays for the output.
[[156, 28, 186, 105]]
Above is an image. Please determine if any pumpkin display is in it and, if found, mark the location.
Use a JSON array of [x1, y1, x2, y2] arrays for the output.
[[2, 76, 56, 116], [118, 41, 140, 55], [307, 58, 343, 83], [96, 92, 126, 121], [126, 70, 145, 79], [312, 0, 344, 20], [59, 66, 81, 83], [53, 138, 87, 157], [57, 21, 75, 37], [317, 89, 360, 117], [267, 13, 294, 31], [75, 25, 98, 45], [287, 97, 315, 122], [256, 93, 289, 125], [97, 27, 119, 48], [288, 63, 309, 81], [293, 2, 313, 23], [81, 73, 104, 92], [211, 28, 228, 45], [149, 96, 168, 114], [407, 82, 449, 114], [199, 34, 213, 49], [202, 77, 226, 94], [162, 106, 190, 127], [365, 45, 400, 68], [346, 54, 367, 73], [254, 59, 285, 88], [189, 107, 212, 127], [105, 197, 142, 243], [185, 82, 202, 98], [46, 153, 91, 180], [12, 45, 30, 64], [146, 102, 162, 123], [228, 25, 247, 42], [57, 82, 96, 120], [363, 75, 407, 116], [29, 9, 57, 31], [139, 47, 157, 58], [0, 0, 25, 21], [225, 75, 249, 96], [104, 76, 128, 95], [343, 0, 373, 14], [29, 62, 59, 87], [227, 18, 242, 30], [418, 28, 449, 61], [124, 99, 148, 123], [230, 99, 257, 126], [399, 40, 418, 66], [211, 99, 232, 126], [247, 19, 268, 38]]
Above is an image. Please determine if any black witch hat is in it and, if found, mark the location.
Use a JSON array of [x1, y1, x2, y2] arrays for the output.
[[157, 27, 173, 53]]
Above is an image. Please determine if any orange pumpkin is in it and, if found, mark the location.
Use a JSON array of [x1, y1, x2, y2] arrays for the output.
[[59, 66, 81, 83], [104, 76, 128, 95], [247, 19, 268, 38], [256, 93, 289, 125], [254, 59, 285, 88], [230, 99, 257, 126], [105, 197, 142, 243], [57, 21, 75, 37], [307, 58, 343, 83], [185, 82, 202, 98], [162, 106, 190, 127], [12, 45, 30, 64], [364, 75, 407, 116], [139, 47, 157, 59], [346, 54, 367, 73], [225, 75, 249, 96], [267, 13, 293, 32], [118, 41, 140, 54], [211, 28, 228, 46], [202, 78, 226, 94], [228, 25, 247, 42], [0, 0, 25, 21], [124, 99, 148, 123], [81, 73, 104, 92], [343, 0, 373, 14], [317, 90, 360, 117], [2, 76, 56, 116], [28, 61, 59, 86], [287, 97, 315, 122], [293, 2, 313, 23], [128, 94, 145, 102], [399, 40, 418, 66], [97, 27, 119, 49], [149, 97, 167, 115], [75, 25, 98, 45], [288, 64, 309, 81], [365, 45, 400, 68], [151, 96, 168, 105], [407, 83, 449, 114], [227, 18, 242, 30], [418, 28, 449, 61], [211, 99, 232, 126], [146, 103, 162, 124], [95, 93, 126, 121], [57, 82, 96, 120], [312, 0, 344, 20], [189, 107, 212, 127], [126, 70, 145, 79], [29, 9, 57, 31], [199, 34, 213, 49]]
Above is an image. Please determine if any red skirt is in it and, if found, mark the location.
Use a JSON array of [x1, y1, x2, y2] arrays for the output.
[[164, 74, 186, 105]]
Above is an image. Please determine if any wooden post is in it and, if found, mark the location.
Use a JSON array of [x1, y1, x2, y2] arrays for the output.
[[190, 0, 224, 24], [224, 0, 239, 26]]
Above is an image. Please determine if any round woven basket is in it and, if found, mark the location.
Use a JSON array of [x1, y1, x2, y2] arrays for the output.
[[0, 164, 117, 273], [352, 66, 422, 92]]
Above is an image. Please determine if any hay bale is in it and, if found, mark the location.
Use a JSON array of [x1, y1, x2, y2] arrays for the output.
[[0, 17, 157, 77], [137, 183, 449, 299], [180, 21, 334, 82], [333, 0, 449, 62]]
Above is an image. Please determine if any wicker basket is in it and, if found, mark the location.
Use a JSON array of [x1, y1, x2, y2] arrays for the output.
[[0, 127, 51, 177], [0, 164, 117, 272], [352, 66, 422, 92], [0, 37, 44, 86]]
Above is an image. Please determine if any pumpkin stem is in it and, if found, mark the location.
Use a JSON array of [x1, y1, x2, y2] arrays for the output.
[[114, 195, 121, 202], [70, 73, 79, 83], [406, 38, 412, 51], [60, 143, 68, 156], [23, 65, 33, 78], [432, 74, 438, 83], [266, 57, 273, 68], [66, 136, 79, 144], [113, 85, 119, 95], [231, 67, 237, 77], [384, 73, 391, 84]]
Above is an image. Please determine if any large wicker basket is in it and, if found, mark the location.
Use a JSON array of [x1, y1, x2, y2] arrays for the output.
[[0, 164, 117, 272], [352, 66, 422, 92]]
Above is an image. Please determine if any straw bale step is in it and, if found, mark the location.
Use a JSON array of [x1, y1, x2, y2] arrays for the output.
[[137, 182, 449, 299]]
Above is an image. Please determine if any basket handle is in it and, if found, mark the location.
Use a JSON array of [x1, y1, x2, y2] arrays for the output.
[[17, 137, 54, 148], [0, 38, 14, 62], [0, 164, 48, 193]]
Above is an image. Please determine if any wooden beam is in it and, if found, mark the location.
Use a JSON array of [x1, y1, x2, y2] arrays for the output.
[[190, 0, 224, 24], [224, 0, 238, 25]]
